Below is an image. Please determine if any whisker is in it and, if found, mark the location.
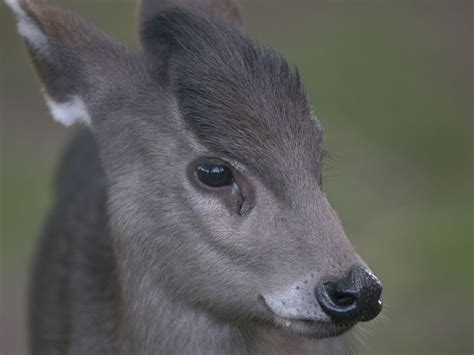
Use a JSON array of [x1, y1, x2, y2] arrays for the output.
[[355, 323, 371, 339], [353, 330, 368, 349]]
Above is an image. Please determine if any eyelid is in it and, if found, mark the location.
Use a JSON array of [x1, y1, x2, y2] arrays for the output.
[[194, 157, 234, 172]]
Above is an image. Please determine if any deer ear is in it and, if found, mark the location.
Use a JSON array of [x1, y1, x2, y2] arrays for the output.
[[139, 0, 242, 37], [6, 0, 130, 126]]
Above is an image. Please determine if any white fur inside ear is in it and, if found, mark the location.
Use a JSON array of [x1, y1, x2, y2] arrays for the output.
[[5, 0, 48, 54], [44, 95, 91, 126]]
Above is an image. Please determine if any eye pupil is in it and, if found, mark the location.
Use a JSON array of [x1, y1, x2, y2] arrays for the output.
[[197, 164, 233, 188]]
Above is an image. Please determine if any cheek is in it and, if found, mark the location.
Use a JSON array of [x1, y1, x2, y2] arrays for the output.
[[185, 186, 233, 218]]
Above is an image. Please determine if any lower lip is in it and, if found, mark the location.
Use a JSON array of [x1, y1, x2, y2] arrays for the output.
[[276, 317, 355, 338], [259, 296, 355, 338]]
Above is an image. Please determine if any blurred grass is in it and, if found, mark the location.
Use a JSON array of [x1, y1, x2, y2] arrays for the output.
[[1, 1, 473, 354], [2, 150, 55, 265]]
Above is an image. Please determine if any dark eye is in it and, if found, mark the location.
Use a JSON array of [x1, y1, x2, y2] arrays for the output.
[[196, 164, 234, 188]]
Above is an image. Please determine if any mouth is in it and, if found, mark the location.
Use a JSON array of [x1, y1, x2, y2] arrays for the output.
[[269, 312, 355, 338], [260, 296, 356, 338]]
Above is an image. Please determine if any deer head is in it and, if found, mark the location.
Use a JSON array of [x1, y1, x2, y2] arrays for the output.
[[7, 0, 382, 341]]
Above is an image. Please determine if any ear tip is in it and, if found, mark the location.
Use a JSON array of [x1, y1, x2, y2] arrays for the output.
[[4, 0, 30, 11], [4, 0, 22, 14], [6, 0, 49, 54], [5, 0, 44, 18]]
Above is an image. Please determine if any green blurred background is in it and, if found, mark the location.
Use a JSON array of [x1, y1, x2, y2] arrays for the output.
[[1, 1, 472, 354]]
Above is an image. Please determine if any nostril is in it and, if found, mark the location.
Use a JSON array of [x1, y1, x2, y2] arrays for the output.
[[323, 282, 357, 308], [316, 281, 359, 323], [333, 292, 356, 307]]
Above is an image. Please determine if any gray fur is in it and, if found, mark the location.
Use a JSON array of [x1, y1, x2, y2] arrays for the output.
[[5, 0, 382, 354]]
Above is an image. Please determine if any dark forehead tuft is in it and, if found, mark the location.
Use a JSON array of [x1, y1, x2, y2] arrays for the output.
[[144, 9, 323, 188]]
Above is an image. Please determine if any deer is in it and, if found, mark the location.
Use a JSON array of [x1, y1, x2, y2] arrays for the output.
[[6, 0, 383, 354]]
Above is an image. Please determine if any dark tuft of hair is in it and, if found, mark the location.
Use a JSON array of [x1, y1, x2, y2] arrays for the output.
[[143, 9, 323, 191]]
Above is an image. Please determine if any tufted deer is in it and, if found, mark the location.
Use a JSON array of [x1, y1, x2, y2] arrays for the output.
[[6, 0, 383, 354]]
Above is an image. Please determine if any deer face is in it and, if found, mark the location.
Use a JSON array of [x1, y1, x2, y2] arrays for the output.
[[7, 0, 382, 339]]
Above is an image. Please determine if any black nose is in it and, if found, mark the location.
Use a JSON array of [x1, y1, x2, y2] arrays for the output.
[[316, 266, 383, 323]]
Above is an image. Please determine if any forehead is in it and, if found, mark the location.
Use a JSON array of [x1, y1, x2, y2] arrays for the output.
[[148, 10, 324, 191]]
